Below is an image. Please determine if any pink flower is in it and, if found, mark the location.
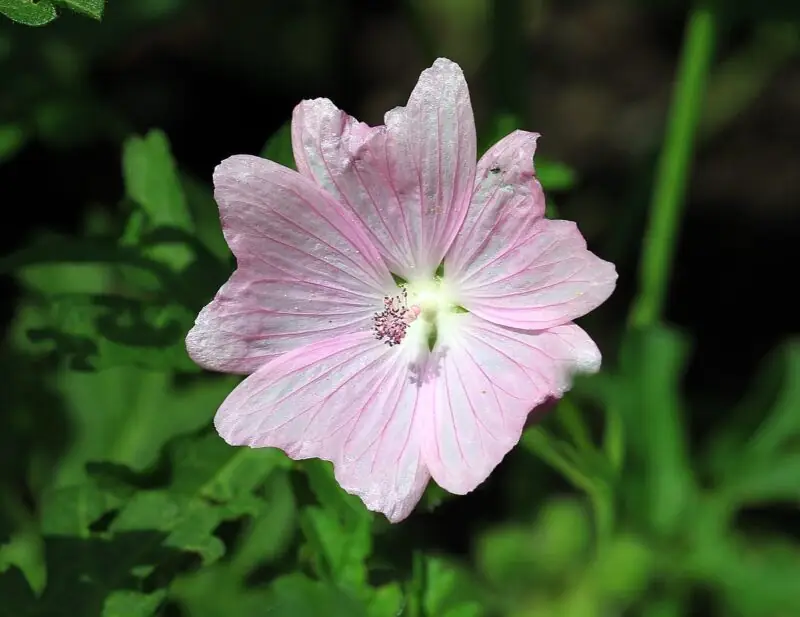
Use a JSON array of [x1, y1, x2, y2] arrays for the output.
[[186, 58, 617, 522]]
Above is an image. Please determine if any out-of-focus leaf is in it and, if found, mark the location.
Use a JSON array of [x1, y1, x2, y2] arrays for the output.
[[123, 130, 191, 232], [227, 469, 297, 570], [366, 584, 404, 617], [477, 498, 590, 588], [53, 370, 233, 486], [697, 538, 800, 617], [721, 452, 800, 505], [302, 460, 372, 528], [265, 574, 367, 617], [300, 506, 371, 587], [170, 468, 298, 616], [535, 157, 578, 192], [107, 431, 290, 565], [0, 0, 57, 26], [713, 340, 800, 505], [0, 124, 25, 164], [423, 556, 485, 617], [181, 173, 229, 262], [298, 461, 372, 588], [613, 326, 694, 535], [103, 590, 167, 617], [20, 293, 197, 372], [123, 130, 194, 270], [0, 235, 172, 287], [39, 484, 122, 536], [0, 528, 180, 616], [590, 535, 653, 601], [743, 339, 800, 457], [170, 565, 274, 617], [260, 122, 296, 169]]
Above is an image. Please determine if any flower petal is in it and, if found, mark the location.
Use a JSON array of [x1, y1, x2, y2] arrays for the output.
[[421, 314, 600, 494], [186, 155, 393, 374], [291, 99, 415, 275], [215, 332, 430, 522], [451, 216, 617, 330], [292, 58, 476, 279], [445, 130, 544, 277]]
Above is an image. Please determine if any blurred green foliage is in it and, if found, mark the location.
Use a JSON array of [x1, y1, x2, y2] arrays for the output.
[[1, 1, 799, 616]]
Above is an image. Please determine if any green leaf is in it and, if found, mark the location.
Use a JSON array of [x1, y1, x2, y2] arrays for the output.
[[0, 0, 103, 24], [1, 492, 182, 617], [698, 539, 800, 617], [107, 431, 290, 565], [260, 123, 296, 169], [613, 325, 694, 535], [298, 462, 372, 588], [300, 506, 371, 587], [0, 235, 173, 286], [54, 373, 233, 486], [170, 565, 274, 617], [302, 460, 371, 528], [0, 0, 57, 26], [40, 484, 122, 536], [181, 173, 229, 262], [58, 0, 104, 20], [122, 130, 194, 270], [535, 157, 578, 191], [103, 590, 166, 617], [0, 124, 25, 164], [590, 535, 653, 602], [743, 339, 800, 457], [266, 574, 367, 617], [720, 452, 800, 505], [477, 498, 590, 587], [19, 292, 197, 372], [366, 584, 404, 617], [423, 556, 485, 617]]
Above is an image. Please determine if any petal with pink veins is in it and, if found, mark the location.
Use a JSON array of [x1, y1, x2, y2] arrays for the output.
[[445, 130, 545, 277], [421, 314, 600, 495], [186, 155, 393, 374], [292, 58, 476, 279], [451, 215, 617, 330], [214, 331, 430, 522]]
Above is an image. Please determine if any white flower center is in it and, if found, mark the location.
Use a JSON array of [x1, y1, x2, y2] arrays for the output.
[[372, 277, 462, 351], [406, 278, 457, 323]]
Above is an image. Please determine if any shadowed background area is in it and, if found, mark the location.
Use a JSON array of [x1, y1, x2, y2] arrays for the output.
[[1, 0, 799, 616]]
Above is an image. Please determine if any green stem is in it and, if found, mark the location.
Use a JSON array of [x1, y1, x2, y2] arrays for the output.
[[523, 428, 613, 548], [629, 5, 717, 329], [556, 396, 593, 454]]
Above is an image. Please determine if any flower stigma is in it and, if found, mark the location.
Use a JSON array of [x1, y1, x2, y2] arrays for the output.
[[373, 276, 461, 351]]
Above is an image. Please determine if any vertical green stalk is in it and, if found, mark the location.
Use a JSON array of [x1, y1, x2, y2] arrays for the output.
[[629, 6, 717, 329]]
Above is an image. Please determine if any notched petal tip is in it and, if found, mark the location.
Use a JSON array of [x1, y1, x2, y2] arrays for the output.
[[478, 129, 542, 187]]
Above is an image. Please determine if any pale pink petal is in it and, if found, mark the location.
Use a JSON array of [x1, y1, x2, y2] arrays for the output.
[[445, 130, 544, 277], [215, 332, 430, 522], [421, 315, 600, 494], [291, 99, 415, 275], [292, 58, 476, 279], [450, 216, 617, 330], [186, 155, 393, 374]]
